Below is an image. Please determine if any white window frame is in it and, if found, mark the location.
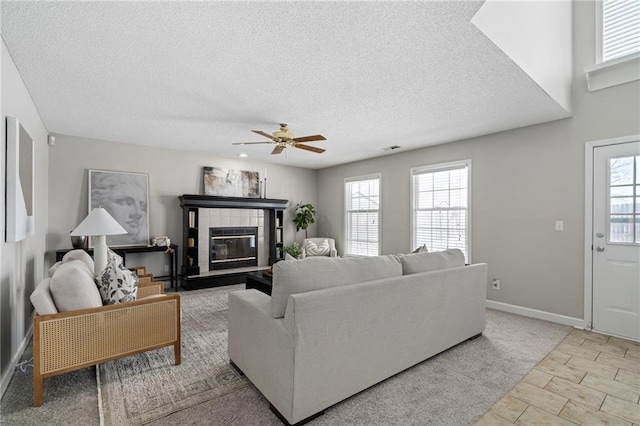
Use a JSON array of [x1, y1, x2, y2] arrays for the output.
[[410, 159, 472, 262], [585, 0, 640, 91], [344, 173, 381, 257]]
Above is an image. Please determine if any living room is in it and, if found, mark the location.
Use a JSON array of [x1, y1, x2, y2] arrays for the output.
[[2, 0, 640, 424]]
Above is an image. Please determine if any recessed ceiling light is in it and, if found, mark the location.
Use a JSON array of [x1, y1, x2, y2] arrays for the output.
[[238, 153, 248, 158]]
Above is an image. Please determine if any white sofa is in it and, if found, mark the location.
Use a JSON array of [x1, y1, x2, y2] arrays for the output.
[[228, 249, 488, 425]]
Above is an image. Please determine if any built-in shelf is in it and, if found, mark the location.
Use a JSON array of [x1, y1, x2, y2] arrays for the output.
[[178, 195, 287, 288]]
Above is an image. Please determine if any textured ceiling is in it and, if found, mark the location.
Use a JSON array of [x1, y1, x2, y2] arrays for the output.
[[1, 1, 570, 169]]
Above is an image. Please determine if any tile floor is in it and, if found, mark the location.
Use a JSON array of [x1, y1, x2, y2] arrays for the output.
[[478, 329, 640, 425]]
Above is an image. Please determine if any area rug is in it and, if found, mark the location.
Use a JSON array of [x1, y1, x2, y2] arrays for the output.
[[98, 285, 249, 426]]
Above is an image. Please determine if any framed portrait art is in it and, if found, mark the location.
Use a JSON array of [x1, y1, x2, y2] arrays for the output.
[[88, 169, 150, 247]]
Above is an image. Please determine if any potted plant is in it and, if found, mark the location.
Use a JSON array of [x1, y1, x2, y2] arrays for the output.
[[282, 242, 303, 259], [293, 202, 316, 239]]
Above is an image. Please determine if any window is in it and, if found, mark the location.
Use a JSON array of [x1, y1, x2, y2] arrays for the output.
[[345, 174, 380, 256], [411, 160, 470, 260], [609, 155, 639, 243], [586, 0, 640, 91], [600, 0, 640, 62]]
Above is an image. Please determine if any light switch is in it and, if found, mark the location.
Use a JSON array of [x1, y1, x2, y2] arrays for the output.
[[555, 221, 564, 231]]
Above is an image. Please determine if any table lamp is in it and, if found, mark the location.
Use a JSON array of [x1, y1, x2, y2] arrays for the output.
[[70, 207, 127, 275]]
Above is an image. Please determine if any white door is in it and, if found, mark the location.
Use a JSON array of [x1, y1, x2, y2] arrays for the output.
[[592, 141, 640, 340]]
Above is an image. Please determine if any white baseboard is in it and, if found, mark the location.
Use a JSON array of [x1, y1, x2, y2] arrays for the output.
[[0, 325, 33, 400], [486, 300, 585, 328]]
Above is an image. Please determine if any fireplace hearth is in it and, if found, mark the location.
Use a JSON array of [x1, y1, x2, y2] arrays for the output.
[[209, 227, 258, 270]]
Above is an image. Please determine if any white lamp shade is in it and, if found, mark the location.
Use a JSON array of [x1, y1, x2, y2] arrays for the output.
[[70, 207, 127, 236]]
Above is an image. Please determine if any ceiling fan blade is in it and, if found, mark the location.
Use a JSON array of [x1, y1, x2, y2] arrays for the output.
[[271, 145, 285, 155], [292, 135, 326, 143], [252, 130, 279, 142], [295, 143, 326, 154], [232, 141, 274, 145]]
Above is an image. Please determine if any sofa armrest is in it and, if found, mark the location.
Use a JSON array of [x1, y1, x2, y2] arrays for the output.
[[228, 289, 294, 421]]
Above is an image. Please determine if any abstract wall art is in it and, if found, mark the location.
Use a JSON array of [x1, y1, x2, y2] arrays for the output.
[[5, 117, 34, 243], [203, 166, 260, 198]]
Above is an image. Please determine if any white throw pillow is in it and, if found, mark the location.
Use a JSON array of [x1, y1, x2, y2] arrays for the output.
[[96, 250, 138, 305], [62, 249, 95, 271], [49, 260, 103, 312], [30, 278, 58, 315], [48, 261, 62, 277], [305, 239, 330, 256]]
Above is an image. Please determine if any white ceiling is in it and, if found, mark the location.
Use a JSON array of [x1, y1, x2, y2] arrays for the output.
[[1, 1, 570, 169]]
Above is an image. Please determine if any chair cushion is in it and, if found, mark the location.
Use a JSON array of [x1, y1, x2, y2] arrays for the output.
[[49, 260, 103, 312], [96, 250, 138, 305], [271, 255, 402, 318], [30, 278, 58, 315], [62, 249, 95, 271], [304, 239, 330, 256], [399, 249, 465, 275]]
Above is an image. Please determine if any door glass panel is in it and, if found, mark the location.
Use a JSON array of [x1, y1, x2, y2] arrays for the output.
[[609, 155, 638, 244]]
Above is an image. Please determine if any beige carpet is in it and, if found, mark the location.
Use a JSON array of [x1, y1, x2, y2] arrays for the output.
[[98, 285, 249, 425]]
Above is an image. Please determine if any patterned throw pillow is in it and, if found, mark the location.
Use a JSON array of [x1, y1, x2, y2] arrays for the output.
[[96, 249, 139, 305], [305, 239, 330, 256], [411, 244, 429, 253]]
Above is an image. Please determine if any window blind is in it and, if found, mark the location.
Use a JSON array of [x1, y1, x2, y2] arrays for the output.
[[603, 0, 640, 61], [412, 161, 469, 260], [345, 175, 380, 256]]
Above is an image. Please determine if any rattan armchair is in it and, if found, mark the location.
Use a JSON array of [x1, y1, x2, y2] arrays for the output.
[[33, 279, 181, 406]]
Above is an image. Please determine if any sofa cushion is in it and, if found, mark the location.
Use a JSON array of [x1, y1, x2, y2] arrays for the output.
[[30, 278, 58, 315], [271, 254, 402, 318], [62, 249, 95, 271], [96, 250, 138, 305], [304, 239, 330, 256], [49, 260, 103, 312], [399, 249, 465, 275]]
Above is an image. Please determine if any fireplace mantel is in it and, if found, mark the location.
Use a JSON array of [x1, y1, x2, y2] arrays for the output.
[[179, 194, 288, 210], [178, 195, 288, 289]]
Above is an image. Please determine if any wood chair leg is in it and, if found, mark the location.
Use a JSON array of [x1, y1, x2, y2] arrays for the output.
[[33, 373, 43, 407], [174, 341, 182, 365]]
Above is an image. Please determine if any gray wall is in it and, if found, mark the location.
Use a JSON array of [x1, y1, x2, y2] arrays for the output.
[[1, 40, 50, 395], [47, 136, 318, 275], [316, 1, 640, 320]]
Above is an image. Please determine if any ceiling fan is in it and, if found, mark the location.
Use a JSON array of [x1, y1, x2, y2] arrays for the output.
[[233, 124, 326, 155]]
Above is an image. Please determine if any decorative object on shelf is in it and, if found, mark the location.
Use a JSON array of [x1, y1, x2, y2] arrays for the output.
[[89, 169, 149, 247], [282, 242, 303, 259], [5, 116, 35, 242], [153, 236, 170, 247], [203, 166, 259, 198], [70, 232, 87, 249], [293, 202, 316, 238], [70, 207, 127, 276]]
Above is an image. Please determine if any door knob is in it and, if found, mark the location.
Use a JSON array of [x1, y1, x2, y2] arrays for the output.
[[596, 246, 605, 252]]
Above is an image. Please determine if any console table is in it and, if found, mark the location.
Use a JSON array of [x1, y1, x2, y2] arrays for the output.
[[55, 244, 179, 291]]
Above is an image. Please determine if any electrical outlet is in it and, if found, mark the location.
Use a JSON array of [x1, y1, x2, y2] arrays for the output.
[[164, 264, 169, 272], [555, 221, 564, 231], [492, 278, 500, 290]]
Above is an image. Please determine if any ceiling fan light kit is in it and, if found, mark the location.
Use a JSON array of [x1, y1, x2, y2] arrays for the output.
[[232, 124, 327, 155]]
